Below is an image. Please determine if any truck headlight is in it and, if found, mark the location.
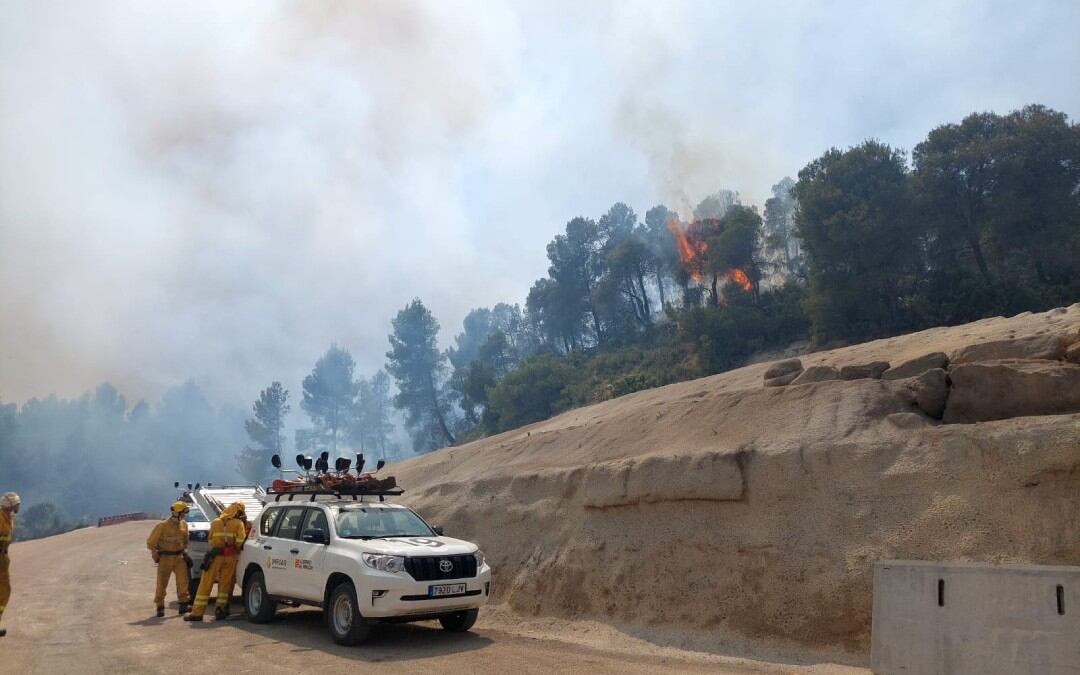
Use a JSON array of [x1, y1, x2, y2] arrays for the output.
[[362, 553, 406, 574], [474, 550, 485, 568]]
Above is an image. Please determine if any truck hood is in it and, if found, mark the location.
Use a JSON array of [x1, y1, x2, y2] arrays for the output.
[[338, 535, 477, 557]]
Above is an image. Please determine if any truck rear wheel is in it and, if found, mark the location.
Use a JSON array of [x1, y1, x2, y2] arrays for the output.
[[327, 581, 371, 646], [439, 608, 478, 632], [243, 569, 277, 623]]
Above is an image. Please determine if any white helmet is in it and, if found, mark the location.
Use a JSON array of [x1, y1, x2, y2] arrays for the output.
[[0, 492, 20, 509]]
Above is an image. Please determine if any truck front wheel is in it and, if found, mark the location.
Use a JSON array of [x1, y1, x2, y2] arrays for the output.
[[439, 608, 478, 632], [243, 569, 278, 623], [327, 581, 371, 645]]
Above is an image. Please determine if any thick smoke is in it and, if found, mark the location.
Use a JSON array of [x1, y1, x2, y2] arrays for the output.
[[2, 0, 1078, 410]]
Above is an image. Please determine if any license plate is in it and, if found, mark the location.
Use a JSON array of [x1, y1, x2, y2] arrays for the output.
[[429, 583, 466, 597]]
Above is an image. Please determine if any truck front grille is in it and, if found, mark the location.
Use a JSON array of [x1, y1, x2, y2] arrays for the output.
[[404, 554, 478, 581]]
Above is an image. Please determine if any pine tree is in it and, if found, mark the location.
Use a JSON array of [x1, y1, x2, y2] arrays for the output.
[[237, 382, 289, 483]]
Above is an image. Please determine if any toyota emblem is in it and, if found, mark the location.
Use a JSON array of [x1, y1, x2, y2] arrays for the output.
[[439, 559, 453, 573]]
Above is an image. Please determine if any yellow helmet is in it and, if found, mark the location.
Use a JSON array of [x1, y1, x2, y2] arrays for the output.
[[171, 501, 190, 515], [222, 501, 245, 519]]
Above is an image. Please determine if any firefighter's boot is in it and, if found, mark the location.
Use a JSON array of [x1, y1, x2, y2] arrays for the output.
[[178, 603, 190, 615], [182, 613, 202, 622], [155, 606, 165, 618]]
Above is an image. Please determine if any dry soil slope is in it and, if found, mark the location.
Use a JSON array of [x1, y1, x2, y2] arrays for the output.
[[393, 304, 1080, 656]]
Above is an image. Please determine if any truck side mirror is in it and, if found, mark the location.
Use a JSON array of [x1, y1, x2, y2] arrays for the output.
[[433, 526, 444, 536]]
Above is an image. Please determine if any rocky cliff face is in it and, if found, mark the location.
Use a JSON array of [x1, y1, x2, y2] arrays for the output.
[[393, 305, 1080, 655]]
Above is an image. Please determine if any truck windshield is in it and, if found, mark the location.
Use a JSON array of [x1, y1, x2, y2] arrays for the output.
[[335, 508, 434, 539]]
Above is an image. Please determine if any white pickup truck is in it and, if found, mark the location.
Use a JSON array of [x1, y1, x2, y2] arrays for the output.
[[238, 495, 491, 645]]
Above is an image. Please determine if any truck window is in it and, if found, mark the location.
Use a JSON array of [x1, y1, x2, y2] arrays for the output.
[[260, 507, 282, 536], [303, 508, 329, 536], [275, 507, 307, 540]]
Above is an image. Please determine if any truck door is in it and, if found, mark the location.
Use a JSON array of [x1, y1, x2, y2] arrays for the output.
[[262, 506, 306, 596], [291, 508, 331, 602]]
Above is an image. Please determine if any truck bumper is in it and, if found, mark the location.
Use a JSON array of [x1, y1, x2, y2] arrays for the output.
[[360, 567, 491, 619]]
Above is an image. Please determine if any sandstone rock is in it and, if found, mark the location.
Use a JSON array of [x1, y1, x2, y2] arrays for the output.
[[882, 352, 949, 380], [791, 365, 841, 385], [886, 412, 931, 429], [840, 361, 890, 380], [764, 370, 801, 387], [1067, 341, 1080, 365], [908, 368, 949, 419], [764, 358, 803, 380], [943, 359, 1080, 423], [949, 334, 1066, 364], [583, 451, 744, 508]]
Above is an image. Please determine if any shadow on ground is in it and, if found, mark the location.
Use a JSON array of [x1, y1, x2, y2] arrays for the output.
[[596, 617, 868, 670], [221, 606, 494, 662]]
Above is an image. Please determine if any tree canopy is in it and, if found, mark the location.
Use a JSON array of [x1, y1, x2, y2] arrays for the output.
[[298, 345, 358, 456], [237, 381, 289, 483]]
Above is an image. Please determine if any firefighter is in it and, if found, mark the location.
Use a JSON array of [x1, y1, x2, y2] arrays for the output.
[[147, 501, 192, 616], [0, 491, 20, 638], [184, 501, 247, 622]]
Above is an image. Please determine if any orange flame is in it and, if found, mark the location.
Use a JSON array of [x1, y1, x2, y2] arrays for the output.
[[721, 268, 752, 293], [665, 217, 707, 281]]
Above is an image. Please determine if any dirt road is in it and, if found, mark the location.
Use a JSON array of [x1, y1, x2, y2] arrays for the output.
[[1, 523, 864, 674]]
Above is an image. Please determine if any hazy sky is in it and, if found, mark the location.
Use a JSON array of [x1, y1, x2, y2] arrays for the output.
[[2, 0, 1079, 407]]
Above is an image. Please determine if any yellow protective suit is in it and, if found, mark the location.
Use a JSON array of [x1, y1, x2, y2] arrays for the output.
[[147, 517, 190, 609], [188, 504, 247, 619], [0, 509, 13, 626]]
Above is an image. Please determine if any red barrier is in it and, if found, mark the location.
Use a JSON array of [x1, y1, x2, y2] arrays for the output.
[[97, 512, 158, 527]]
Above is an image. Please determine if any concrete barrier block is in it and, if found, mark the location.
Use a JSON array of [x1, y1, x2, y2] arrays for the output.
[[872, 560, 1080, 675]]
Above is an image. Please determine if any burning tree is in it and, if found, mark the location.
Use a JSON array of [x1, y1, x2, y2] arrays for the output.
[[665, 204, 760, 306]]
